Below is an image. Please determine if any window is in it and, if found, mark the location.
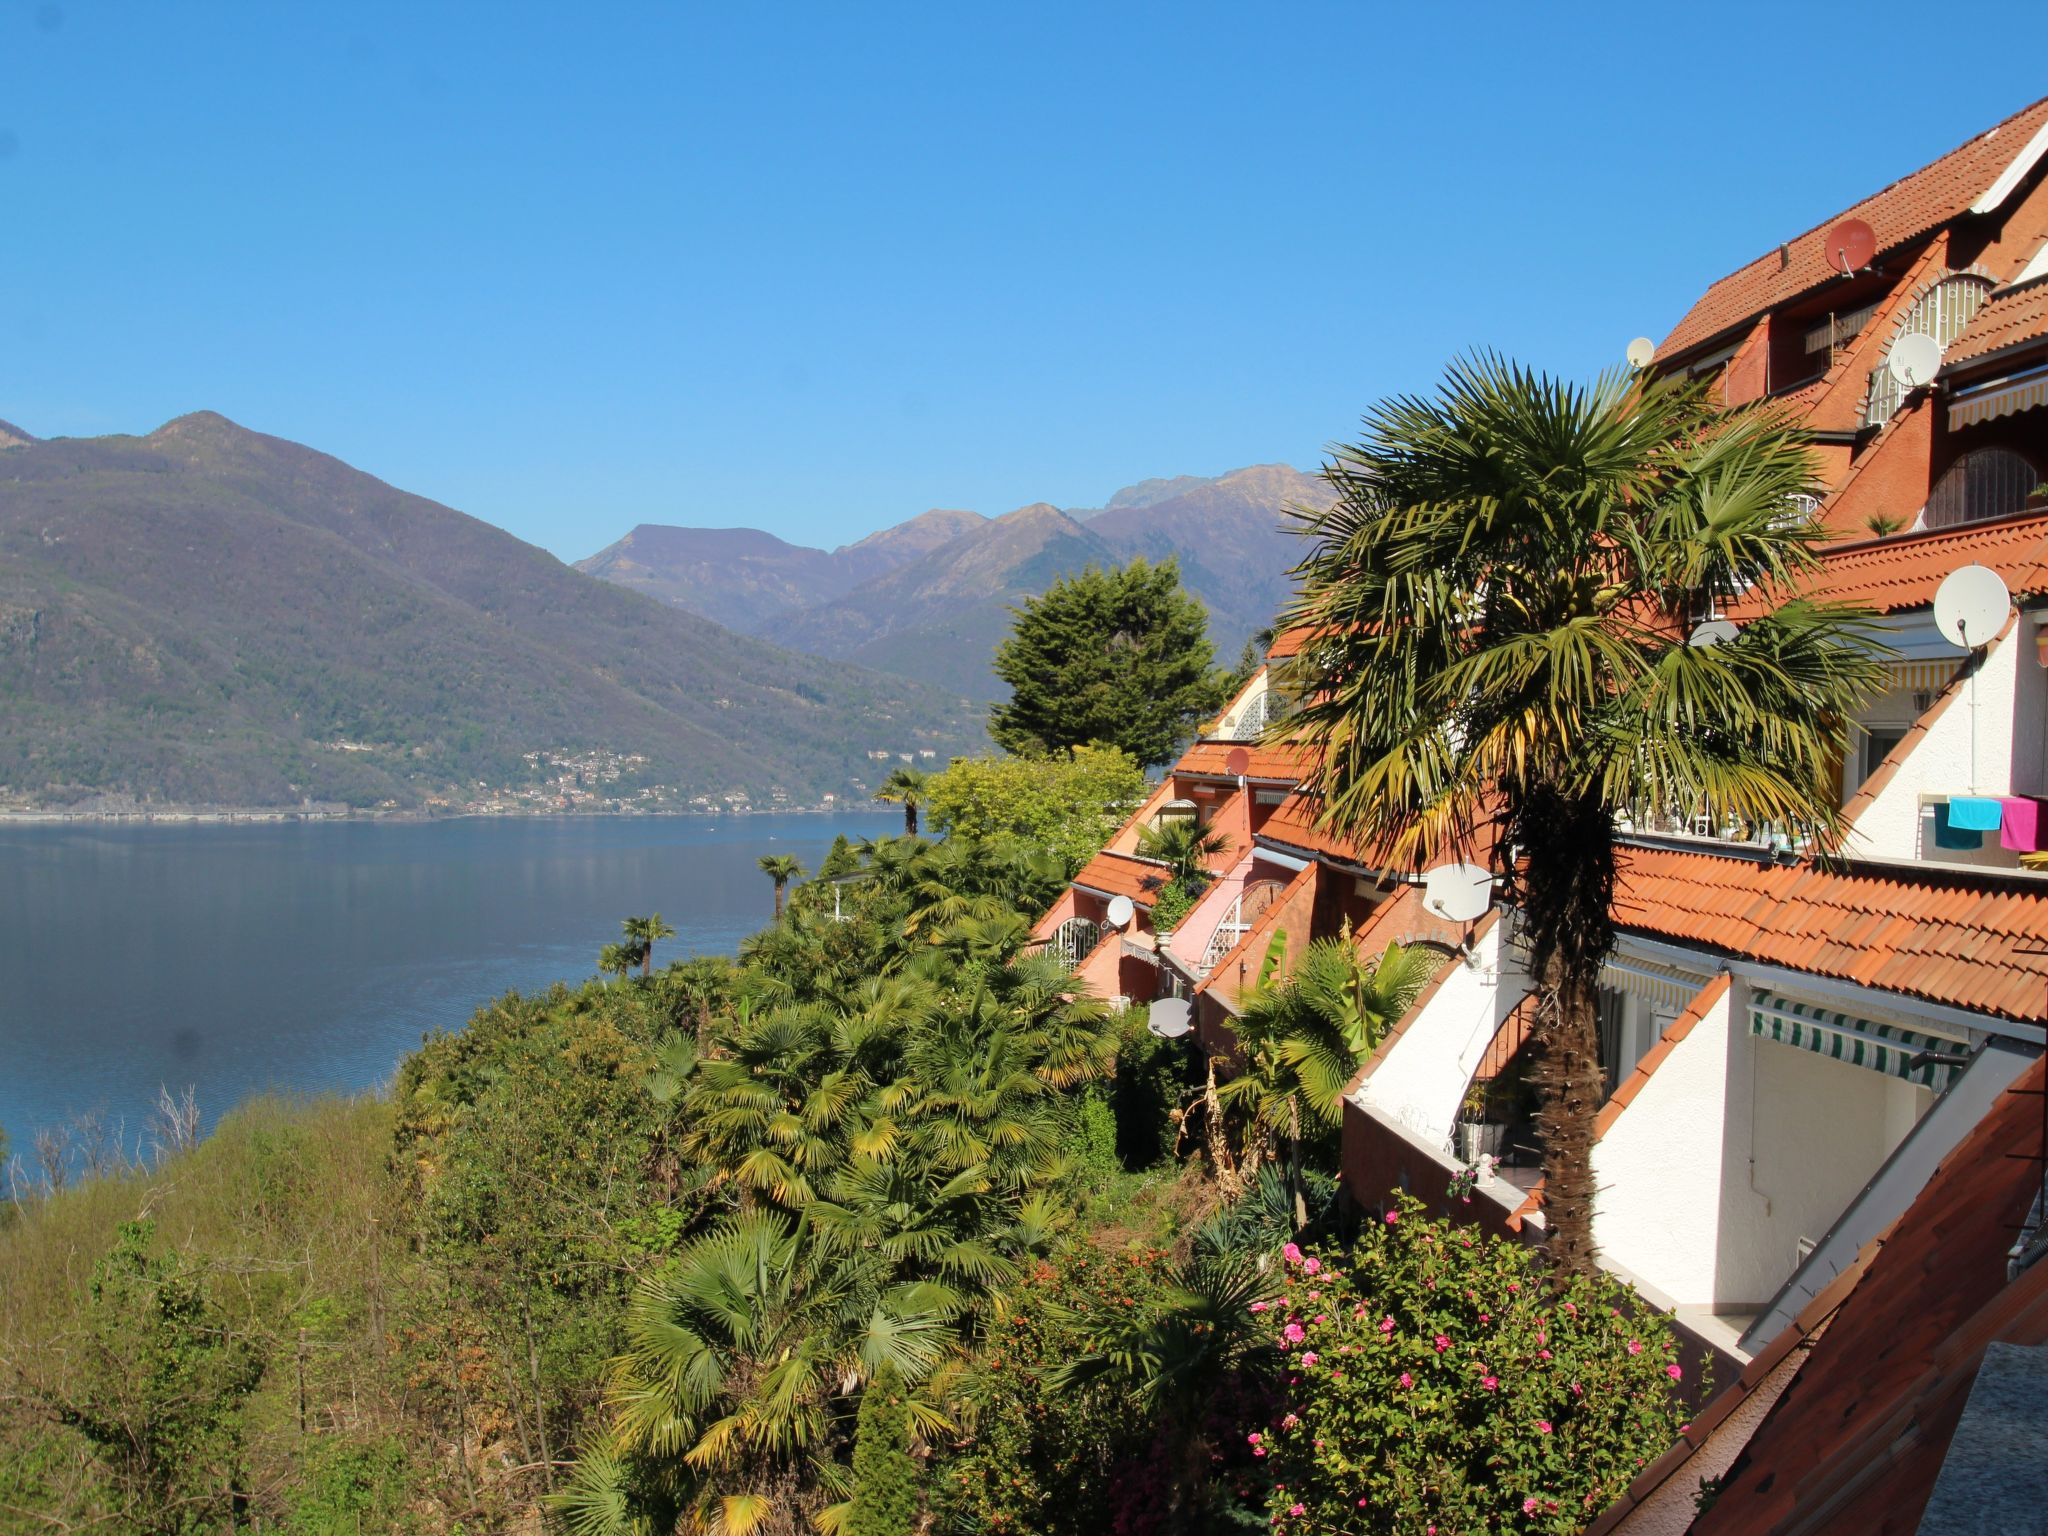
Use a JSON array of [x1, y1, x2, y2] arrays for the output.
[[1860, 726, 1908, 785], [1865, 276, 1995, 427], [1923, 447, 2037, 530], [1597, 986, 1628, 1093]]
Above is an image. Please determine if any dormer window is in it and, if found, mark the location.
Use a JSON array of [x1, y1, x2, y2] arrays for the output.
[[1923, 447, 2038, 530], [1864, 276, 1995, 427]]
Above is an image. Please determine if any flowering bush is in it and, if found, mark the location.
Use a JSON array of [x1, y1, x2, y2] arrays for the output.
[[1245, 1195, 1692, 1533]]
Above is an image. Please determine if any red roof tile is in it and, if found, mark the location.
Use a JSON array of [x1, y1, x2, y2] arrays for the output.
[[1658, 97, 2048, 361], [1686, 1057, 2048, 1536], [1943, 273, 2048, 368], [1254, 789, 1498, 873], [1176, 739, 1316, 783], [1070, 849, 1169, 907], [1613, 845, 2048, 1023], [1728, 511, 2048, 617]]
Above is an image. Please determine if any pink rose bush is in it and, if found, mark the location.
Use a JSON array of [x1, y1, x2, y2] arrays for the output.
[[1249, 1193, 1695, 1534]]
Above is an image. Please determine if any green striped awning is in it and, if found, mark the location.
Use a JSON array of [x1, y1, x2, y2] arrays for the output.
[[1748, 992, 1970, 1089]]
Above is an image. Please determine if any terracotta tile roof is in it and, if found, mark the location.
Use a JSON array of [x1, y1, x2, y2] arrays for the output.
[[1613, 844, 2048, 1023], [1727, 512, 2048, 618], [1069, 849, 1169, 907], [1176, 739, 1316, 783], [1658, 96, 2048, 361], [1942, 274, 2048, 368], [1686, 1056, 2048, 1536], [1266, 625, 1331, 660], [1254, 789, 1499, 873]]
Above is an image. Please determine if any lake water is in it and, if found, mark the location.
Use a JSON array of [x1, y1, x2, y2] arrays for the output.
[[0, 812, 895, 1157]]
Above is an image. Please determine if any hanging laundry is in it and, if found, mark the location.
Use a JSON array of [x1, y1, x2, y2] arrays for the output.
[[1999, 796, 2046, 852], [1933, 802, 1985, 851], [1946, 796, 2003, 832]]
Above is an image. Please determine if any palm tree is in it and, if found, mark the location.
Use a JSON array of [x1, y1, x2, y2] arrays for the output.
[[873, 766, 930, 836], [1134, 817, 1228, 885], [597, 941, 638, 984], [1220, 937, 1434, 1221], [758, 853, 804, 921], [1282, 356, 1883, 1272], [622, 913, 676, 979]]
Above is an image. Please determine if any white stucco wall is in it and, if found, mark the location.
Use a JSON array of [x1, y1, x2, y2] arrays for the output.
[[1708, 997, 1931, 1307], [1591, 983, 1734, 1307], [1846, 620, 2040, 866], [1354, 920, 1531, 1148]]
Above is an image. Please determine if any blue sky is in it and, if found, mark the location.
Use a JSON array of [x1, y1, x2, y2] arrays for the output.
[[4, 3, 2045, 560]]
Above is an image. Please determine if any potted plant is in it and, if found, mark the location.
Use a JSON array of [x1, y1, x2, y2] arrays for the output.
[[1457, 1080, 1506, 1162]]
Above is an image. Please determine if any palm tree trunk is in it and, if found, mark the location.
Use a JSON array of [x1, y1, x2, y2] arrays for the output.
[[905, 801, 917, 837], [1514, 784, 1617, 1278], [773, 883, 785, 921]]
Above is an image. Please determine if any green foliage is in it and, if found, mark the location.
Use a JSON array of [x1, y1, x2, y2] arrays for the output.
[[1134, 816, 1227, 883], [874, 765, 931, 835], [990, 557, 1234, 765], [277, 1437, 416, 1535], [758, 852, 805, 919], [924, 745, 1146, 873], [1245, 1194, 1693, 1533], [1149, 878, 1199, 932], [49, 1220, 267, 1535], [849, 1361, 919, 1536]]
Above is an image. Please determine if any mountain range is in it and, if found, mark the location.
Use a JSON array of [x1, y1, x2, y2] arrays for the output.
[[578, 463, 1328, 697], [0, 414, 985, 813]]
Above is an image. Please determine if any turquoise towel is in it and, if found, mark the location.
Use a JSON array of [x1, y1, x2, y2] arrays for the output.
[[1933, 803, 1984, 850], [1948, 796, 2003, 831]]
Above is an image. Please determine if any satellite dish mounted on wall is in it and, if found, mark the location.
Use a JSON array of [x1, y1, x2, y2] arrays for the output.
[[1826, 218, 1877, 276], [1625, 337, 1656, 370], [1689, 618, 1739, 648], [1104, 894, 1135, 930], [1422, 862, 1493, 923], [1887, 331, 1943, 390], [1147, 997, 1193, 1039], [1223, 746, 1251, 779], [1933, 564, 2011, 650]]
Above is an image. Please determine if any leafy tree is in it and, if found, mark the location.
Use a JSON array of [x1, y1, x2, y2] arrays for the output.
[[43, 1220, 266, 1535], [1134, 818, 1228, 885], [757, 853, 804, 921], [597, 941, 638, 984], [818, 832, 862, 879], [1245, 1194, 1693, 1532], [1283, 357, 1882, 1271], [622, 914, 676, 978], [873, 766, 931, 836], [924, 746, 1146, 873], [848, 1361, 918, 1536], [990, 558, 1232, 765]]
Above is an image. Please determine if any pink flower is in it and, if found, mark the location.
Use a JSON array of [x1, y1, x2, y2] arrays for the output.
[[1384, 1209, 1399, 1224], [1480, 1312, 1492, 1324], [1250, 1302, 1268, 1313], [1398, 1371, 1413, 1388], [1283, 1322, 1305, 1343], [1564, 1301, 1577, 1315], [1379, 1315, 1394, 1333], [1539, 1348, 1552, 1360], [1666, 1363, 1683, 1381], [1281, 1413, 1299, 1429], [1626, 1338, 1643, 1356], [1523, 1497, 1540, 1514], [1314, 1314, 1327, 1324], [1289, 1505, 1305, 1518], [1537, 1420, 1552, 1434], [1282, 1242, 1302, 1263], [1300, 1352, 1320, 1367], [1481, 1374, 1498, 1391], [1253, 1446, 1266, 1457], [1571, 1381, 1584, 1396], [1247, 1432, 1262, 1445], [1434, 1334, 1450, 1352], [1303, 1256, 1322, 1275], [1508, 1281, 1520, 1292], [1357, 1497, 1368, 1507]]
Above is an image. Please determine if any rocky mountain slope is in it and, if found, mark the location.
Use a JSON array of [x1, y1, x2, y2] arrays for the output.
[[0, 414, 985, 811], [580, 464, 1330, 697]]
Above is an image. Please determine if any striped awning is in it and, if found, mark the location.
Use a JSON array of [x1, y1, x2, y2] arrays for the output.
[[1885, 656, 1964, 693], [1601, 955, 1714, 1010], [1948, 365, 2048, 430], [1748, 991, 1970, 1088]]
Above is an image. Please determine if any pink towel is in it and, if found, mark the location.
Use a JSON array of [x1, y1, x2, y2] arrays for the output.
[[2000, 796, 2046, 852]]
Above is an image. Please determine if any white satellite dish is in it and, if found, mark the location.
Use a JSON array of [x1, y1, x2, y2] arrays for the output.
[[1625, 337, 1656, 370], [1933, 564, 2011, 649], [1104, 894, 1135, 930], [1422, 862, 1493, 923], [1887, 332, 1943, 390], [1688, 618, 1739, 648], [1147, 997, 1193, 1039]]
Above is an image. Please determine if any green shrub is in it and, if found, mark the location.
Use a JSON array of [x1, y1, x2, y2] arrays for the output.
[[1244, 1194, 1692, 1533], [848, 1361, 918, 1536]]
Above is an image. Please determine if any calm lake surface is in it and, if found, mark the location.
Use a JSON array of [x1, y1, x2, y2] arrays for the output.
[[0, 812, 896, 1152]]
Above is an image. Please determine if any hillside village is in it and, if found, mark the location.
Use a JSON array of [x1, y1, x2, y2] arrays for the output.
[[1031, 95, 2048, 1532]]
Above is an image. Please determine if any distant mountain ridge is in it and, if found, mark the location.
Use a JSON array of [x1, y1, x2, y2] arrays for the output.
[[0, 413, 986, 812], [580, 464, 1329, 697]]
